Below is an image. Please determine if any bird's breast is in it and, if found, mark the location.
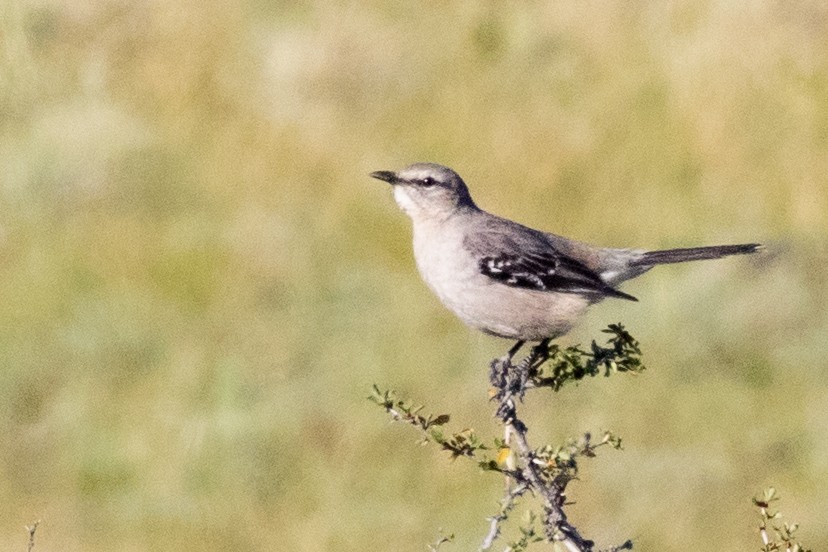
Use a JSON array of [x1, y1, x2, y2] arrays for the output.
[[411, 221, 477, 303]]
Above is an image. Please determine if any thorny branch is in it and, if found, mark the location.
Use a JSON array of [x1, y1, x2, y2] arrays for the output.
[[373, 326, 811, 551], [371, 324, 643, 551], [489, 341, 633, 552], [479, 482, 529, 550], [485, 327, 641, 551]]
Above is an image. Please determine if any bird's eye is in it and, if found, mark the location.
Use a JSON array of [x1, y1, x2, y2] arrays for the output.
[[421, 177, 436, 187]]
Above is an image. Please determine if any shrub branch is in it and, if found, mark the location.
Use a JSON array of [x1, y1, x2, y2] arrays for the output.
[[371, 324, 643, 550], [372, 326, 811, 552]]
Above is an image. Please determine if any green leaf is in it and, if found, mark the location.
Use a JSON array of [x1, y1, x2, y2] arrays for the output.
[[432, 414, 451, 425]]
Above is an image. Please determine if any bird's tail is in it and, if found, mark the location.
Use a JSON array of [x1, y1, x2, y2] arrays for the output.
[[630, 243, 763, 267]]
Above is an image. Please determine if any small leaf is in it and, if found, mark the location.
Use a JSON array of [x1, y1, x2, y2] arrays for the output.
[[432, 414, 451, 426], [496, 447, 513, 466], [478, 459, 502, 472]]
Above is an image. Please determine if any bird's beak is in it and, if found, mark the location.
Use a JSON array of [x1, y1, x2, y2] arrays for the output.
[[369, 170, 399, 185]]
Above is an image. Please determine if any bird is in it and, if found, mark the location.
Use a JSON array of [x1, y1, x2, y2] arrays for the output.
[[370, 162, 761, 356]]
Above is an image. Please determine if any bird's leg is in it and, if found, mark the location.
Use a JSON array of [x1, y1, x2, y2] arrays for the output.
[[489, 340, 525, 388], [507, 339, 527, 359], [530, 338, 551, 366], [512, 338, 550, 401], [494, 340, 547, 421]]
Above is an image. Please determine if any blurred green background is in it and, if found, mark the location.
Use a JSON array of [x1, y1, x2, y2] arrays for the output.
[[1, 1, 827, 550]]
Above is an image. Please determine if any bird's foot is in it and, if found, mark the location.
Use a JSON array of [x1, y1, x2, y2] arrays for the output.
[[511, 355, 533, 402], [530, 339, 551, 367], [488, 356, 509, 390], [509, 339, 552, 401], [492, 338, 554, 421], [489, 340, 525, 390]]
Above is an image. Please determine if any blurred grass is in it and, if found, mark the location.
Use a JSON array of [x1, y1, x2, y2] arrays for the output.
[[1, 0, 827, 550]]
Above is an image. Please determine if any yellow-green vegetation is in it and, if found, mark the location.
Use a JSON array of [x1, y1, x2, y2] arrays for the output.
[[1, 1, 826, 550]]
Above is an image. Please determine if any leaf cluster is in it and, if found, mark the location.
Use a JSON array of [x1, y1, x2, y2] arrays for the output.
[[530, 324, 645, 391], [370, 327, 812, 552], [369, 385, 488, 459], [753, 488, 811, 552], [370, 326, 645, 551], [531, 431, 624, 485], [506, 511, 543, 552]]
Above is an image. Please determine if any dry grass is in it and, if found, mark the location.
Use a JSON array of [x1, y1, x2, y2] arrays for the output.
[[1, 1, 827, 550]]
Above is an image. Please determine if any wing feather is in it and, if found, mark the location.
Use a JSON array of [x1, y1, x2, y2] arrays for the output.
[[465, 220, 637, 301]]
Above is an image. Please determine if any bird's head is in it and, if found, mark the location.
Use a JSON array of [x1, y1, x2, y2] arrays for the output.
[[370, 163, 476, 221]]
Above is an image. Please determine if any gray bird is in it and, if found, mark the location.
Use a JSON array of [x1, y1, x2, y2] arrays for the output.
[[371, 162, 760, 353]]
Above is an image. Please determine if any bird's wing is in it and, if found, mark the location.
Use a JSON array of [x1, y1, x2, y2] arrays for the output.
[[464, 219, 637, 301]]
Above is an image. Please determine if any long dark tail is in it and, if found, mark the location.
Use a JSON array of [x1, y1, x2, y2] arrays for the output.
[[630, 243, 763, 266]]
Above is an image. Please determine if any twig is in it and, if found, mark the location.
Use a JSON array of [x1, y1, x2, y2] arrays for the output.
[[428, 530, 455, 551], [25, 521, 40, 552], [758, 505, 771, 547], [480, 483, 529, 550], [494, 343, 595, 551], [753, 488, 811, 552], [372, 325, 641, 551]]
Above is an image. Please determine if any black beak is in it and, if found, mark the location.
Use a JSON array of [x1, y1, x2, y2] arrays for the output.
[[369, 170, 399, 185]]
